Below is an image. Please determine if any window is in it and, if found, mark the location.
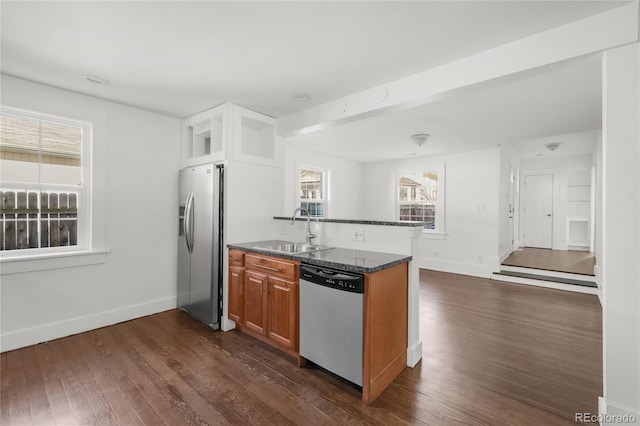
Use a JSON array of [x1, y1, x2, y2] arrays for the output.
[[397, 171, 443, 231], [299, 167, 327, 217], [0, 109, 90, 254]]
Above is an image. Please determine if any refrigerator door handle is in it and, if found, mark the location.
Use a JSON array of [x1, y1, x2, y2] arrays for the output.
[[184, 192, 194, 253]]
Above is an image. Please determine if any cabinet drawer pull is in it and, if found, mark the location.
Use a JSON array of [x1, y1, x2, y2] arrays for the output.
[[253, 264, 281, 272]]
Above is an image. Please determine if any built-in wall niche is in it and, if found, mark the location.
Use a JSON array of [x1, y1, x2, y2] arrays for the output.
[[181, 103, 279, 168], [181, 104, 226, 167], [242, 116, 274, 158], [566, 169, 592, 250], [234, 107, 278, 166]]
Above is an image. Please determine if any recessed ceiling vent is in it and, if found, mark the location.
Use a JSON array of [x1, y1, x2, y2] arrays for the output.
[[292, 92, 311, 102]]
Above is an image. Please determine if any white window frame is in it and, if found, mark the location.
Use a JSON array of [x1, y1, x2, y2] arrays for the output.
[[298, 166, 329, 218], [396, 165, 446, 235], [0, 106, 94, 262]]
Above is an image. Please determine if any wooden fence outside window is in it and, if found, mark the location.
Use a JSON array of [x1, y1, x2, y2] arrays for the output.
[[0, 190, 78, 250]]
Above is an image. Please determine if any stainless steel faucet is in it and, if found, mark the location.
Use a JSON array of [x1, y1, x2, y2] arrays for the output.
[[290, 207, 317, 245]]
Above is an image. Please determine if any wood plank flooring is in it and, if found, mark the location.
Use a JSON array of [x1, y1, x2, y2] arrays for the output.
[[502, 248, 596, 276], [1, 271, 602, 425]]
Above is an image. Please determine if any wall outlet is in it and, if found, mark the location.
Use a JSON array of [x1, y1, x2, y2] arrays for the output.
[[280, 224, 288, 235], [353, 229, 365, 242]]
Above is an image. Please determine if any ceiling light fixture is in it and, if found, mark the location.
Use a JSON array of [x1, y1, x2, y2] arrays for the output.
[[292, 92, 311, 102], [411, 133, 431, 147], [83, 75, 110, 85], [545, 142, 561, 151]]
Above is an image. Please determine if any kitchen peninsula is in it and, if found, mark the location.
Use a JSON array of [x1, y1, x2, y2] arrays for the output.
[[227, 240, 411, 405]]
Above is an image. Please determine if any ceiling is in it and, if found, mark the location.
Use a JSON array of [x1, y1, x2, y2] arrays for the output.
[[0, 1, 625, 119], [289, 56, 603, 163]]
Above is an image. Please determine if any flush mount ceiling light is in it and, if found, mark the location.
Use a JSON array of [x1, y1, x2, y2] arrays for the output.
[[83, 75, 110, 85], [411, 133, 431, 147], [545, 142, 561, 151], [292, 92, 311, 102]]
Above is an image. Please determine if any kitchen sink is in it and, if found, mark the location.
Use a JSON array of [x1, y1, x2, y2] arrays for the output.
[[253, 241, 333, 254]]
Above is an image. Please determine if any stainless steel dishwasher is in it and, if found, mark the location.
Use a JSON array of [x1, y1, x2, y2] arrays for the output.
[[299, 263, 364, 386]]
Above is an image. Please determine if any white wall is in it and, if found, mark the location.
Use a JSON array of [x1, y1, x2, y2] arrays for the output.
[[225, 159, 284, 245], [594, 131, 603, 287], [601, 43, 640, 423], [0, 75, 181, 352], [220, 131, 285, 331], [283, 142, 363, 218], [519, 153, 593, 250], [362, 147, 501, 277]]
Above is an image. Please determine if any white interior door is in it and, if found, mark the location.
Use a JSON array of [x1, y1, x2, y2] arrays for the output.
[[524, 174, 553, 249]]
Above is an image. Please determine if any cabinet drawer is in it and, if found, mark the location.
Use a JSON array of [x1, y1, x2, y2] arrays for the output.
[[245, 254, 297, 280], [229, 250, 245, 267]]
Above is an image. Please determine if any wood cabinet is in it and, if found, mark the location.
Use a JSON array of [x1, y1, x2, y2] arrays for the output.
[[267, 275, 297, 350], [243, 270, 269, 335], [362, 262, 408, 405], [228, 250, 299, 358], [228, 248, 409, 403], [228, 250, 245, 324], [227, 266, 244, 324]]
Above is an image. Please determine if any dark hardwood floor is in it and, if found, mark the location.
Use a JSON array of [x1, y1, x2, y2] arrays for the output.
[[1, 271, 602, 425]]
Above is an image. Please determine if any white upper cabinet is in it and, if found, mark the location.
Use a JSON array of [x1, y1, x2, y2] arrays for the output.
[[181, 103, 280, 168]]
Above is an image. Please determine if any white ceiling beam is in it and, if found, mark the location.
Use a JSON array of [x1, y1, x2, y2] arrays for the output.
[[277, 2, 639, 137]]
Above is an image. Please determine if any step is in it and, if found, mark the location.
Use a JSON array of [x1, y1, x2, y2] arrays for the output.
[[497, 268, 597, 288], [491, 272, 599, 295], [500, 265, 595, 282]]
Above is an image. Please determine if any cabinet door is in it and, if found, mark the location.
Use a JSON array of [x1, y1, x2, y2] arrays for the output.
[[228, 266, 244, 324], [267, 276, 298, 350], [243, 270, 268, 335]]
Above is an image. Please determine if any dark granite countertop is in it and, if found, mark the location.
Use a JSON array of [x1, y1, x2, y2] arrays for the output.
[[273, 217, 426, 227], [227, 240, 411, 274]]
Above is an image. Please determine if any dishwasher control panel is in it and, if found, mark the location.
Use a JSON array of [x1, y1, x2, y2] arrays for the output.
[[300, 264, 364, 293]]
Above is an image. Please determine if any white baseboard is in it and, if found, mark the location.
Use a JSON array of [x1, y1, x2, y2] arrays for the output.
[[498, 248, 512, 264], [596, 398, 640, 425], [419, 258, 493, 279], [406, 340, 423, 367], [221, 317, 236, 332], [594, 265, 603, 306], [0, 296, 177, 353], [599, 396, 608, 421]]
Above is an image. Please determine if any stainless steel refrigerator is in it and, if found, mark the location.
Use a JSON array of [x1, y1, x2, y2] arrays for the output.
[[178, 163, 224, 329]]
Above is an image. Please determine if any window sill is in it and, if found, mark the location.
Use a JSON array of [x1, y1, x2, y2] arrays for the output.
[[0, 249, 109, 275], [420, 231, 447, 240]]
